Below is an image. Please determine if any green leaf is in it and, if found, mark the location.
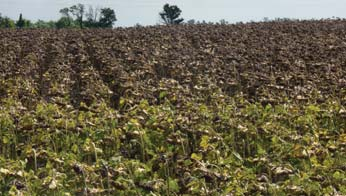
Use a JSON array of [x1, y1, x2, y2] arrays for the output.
[[2, 135, 9, 144], [159, 91, 167, 99], [307, 105, 320, 113], [119, 98, 126, 107], [333, 171, 343, 180], [257, 144, 266, 155], [200, 135, 209, 150], [232, 151, 243, 162], [191, 153, 202, 161], [168, 178, 180, 193]]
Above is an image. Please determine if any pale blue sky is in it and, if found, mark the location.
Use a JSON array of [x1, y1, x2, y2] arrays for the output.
[[0, 0, 344, 26]]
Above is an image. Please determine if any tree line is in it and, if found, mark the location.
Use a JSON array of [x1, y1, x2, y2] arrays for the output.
[[0, 3, 188, 29], [0, 3, 117, 29]]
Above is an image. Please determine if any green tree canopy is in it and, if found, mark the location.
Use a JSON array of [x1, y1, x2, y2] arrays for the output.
[[55, 17, 78, 29], [16, 13, 25, 28], [59, 7, 72, 26], [0, 14, 15, 28], [33, 20, 56, 28], [16, 13, 31, 28], [159, 4, 184, 25], [98, 8, 117, 28]]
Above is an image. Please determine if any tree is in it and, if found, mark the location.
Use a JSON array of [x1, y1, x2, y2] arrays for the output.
[[69, 4, 85, 28], [16, 13, 25, 28], [58, 4, 117, 29], [84, 6, 101, 28], [59, 8, 72, 26], [98, 8, 117, 28], [83, 6, 116, 28], [0, 14, 15, 28], [34, 20, 56, 28], [159, 4, 184, 25], [56, 17, 77, 29], [15, 14, 31, 28]]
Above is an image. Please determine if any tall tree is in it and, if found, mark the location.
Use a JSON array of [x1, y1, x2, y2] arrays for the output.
[[16, 13, 25, 28], [98, 8, 117, 28], [69, 4, 85, 28], [159, 4, 184, 25], [59, 8, 72, 26]]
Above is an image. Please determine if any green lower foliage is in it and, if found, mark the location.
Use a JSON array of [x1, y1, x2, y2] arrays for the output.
[[0, 94, 345, 195]]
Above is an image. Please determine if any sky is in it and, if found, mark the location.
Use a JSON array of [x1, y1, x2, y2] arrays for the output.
[[0, 0, 345, 27]]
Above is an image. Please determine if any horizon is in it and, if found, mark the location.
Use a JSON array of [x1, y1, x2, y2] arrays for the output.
[[1, 0, 346, 27]]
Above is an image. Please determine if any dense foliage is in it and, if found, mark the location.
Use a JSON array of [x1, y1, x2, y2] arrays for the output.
[[0, 20, 345, 195], [0, 14, 15, 28], [159, 4, 184, 25]]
